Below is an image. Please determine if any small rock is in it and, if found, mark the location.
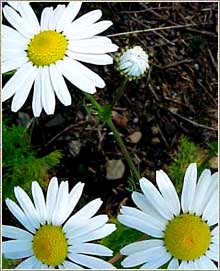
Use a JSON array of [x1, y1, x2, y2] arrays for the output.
[[152, 137, 160, 144], [209, 157, 218, 169], [106, 159, 125, 180], [133, 117, 139, 124], [128, 131, 142, 144], [68, 140, 81, 157], [112, 111, 128, 128]]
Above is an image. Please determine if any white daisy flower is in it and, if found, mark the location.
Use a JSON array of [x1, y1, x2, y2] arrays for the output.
[[2, 2, 118, 116], [2, 177, 116, 269], [116, 46, 149, 80], [118, 163, 218, 269]]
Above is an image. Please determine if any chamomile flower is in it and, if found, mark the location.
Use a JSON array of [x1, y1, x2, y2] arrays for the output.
[[116, 46, 149, 80], [2, 178, 116, 269], [118, 163, 218, 269], [2, 2, 118, 116]]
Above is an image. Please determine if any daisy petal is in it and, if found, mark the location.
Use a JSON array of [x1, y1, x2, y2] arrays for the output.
[[131, 192, 166, 223], [56, 58, 96, 94], [71, 10, 102, 28], [212, 226, 219, 236], [11, 65, 37, 112], [202, 190, 218, 226], [65, 21, 113, 40], [31, 181, 47, 225], [5, 199, 35, 233], [68, 43, 118, 54], [139, 177, 173, 220], [121, 239, 163, 256], [67, 51, 113, 65], [2, 24, 28, 45], [195, 255, 217, 270], [2, 56, 28, 74], [32, 68, 43, 117], [2, 240, 32, 253], [15, 256, 38, 269], [41, 67, 56, 115], [140, 251, 171, 269], [2, 62, 35, 102], [118, 214, 163, 238], [49, 5, 65, 30], [18, 2, 40, 34], [68, 215, 108, 239], [156, 170, 180, 216], [46, 177, 58, 224], [193, 169, 212, 216], [62, 260, 83, 269], [69, 243, 113, 256], [71, 224, 116, 243], [121, 245, 168, 268], [2, 225, 33, 240], [206, 243, 218, 262], [4, 250, 33, 260], [64, 182, 85, 222], [64, 198, 103, 233], [49, 63, 72, 106], [68, 253, 116, 269], [3, 5, 34, 38], [40, 7, 53, 31], [167, 258, 179, 269], [52, 181, 69, 225], [14, 186, 40, 229], [56, 2, 82, 32], [120, 206, 166, 231], [179, 260, 196, 269], [181, 163, 197, 213]]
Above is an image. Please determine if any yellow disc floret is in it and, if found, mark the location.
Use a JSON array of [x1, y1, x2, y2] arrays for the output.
[[27, 30, 68, 66], [164, 214, 211, 261], [32, 225, 68, 266]]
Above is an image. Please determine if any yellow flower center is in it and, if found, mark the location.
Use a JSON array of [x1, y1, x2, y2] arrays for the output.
[[27, 30, 68, 66], [32, 225, 68, 266], [164, 214, 211, 261]]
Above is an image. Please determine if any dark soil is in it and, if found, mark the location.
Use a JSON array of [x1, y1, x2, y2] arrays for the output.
[[2, 2, 218, 220]]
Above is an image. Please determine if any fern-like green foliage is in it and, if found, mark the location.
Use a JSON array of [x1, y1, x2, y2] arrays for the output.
[[167, 137, 208, 193], [2, 121, 62, 200]]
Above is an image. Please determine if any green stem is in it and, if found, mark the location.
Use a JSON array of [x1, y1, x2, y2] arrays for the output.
[[112, 78, 128, 108], [106, 118, 140, 181], [85, 93, 140, 182]]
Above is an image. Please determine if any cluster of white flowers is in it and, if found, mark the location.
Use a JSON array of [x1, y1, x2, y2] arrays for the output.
[[2, 2, 218, 270], [2, 164, 218, 269]]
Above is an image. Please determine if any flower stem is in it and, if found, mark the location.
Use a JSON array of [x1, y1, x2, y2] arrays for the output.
[[85, 93, 140, 182], [106, 118, 140, 181], [112, 78, 128, 108]]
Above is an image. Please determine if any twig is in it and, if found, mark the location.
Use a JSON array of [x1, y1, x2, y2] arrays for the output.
[[197, 80, 218, 106], [159, 59, 194, 69], [119, 6, 173, 13], [207, 47, 218, 74], [186, 28, 217, 38], [45, 121, 86, 147], [168, 110, 217, 131], [108, 24, 202, 38]]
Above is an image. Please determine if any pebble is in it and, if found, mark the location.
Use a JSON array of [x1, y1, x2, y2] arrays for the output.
[[106, 159, 125, 180], [128, 131, 142, 144], [68, 140, 81, 157]]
